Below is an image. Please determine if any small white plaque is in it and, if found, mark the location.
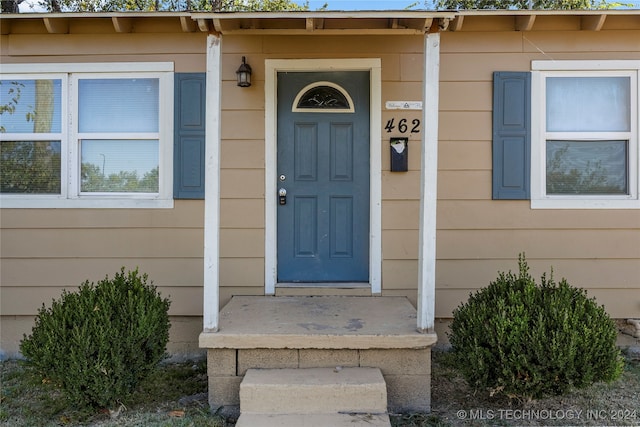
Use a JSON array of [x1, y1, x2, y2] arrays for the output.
[[385, 101, 423, 110]]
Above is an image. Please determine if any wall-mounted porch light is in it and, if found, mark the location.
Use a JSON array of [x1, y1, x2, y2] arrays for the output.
[[236, 56, 252, 87]]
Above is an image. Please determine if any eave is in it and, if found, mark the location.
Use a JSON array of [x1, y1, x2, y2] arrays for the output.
[[447, 9, 640, 32], [0, 10, 639, 36], [0, 11, 453, 35]]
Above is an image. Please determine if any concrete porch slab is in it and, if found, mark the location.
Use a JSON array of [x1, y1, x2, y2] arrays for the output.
[[199, 296, 437, 350]]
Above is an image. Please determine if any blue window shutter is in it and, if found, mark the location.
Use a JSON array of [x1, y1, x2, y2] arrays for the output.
[[174, 73, 206, 199], [492, 72, 531, 200]]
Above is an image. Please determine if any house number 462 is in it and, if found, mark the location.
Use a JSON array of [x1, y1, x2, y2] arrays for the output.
[[385, 118, 421, 134]]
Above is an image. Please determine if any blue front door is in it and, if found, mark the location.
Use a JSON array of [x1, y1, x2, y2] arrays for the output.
[[277, 71, 370, 283]]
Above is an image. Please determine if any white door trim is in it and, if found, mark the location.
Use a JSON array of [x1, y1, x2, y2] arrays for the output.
[[265, 58, 382, 295]]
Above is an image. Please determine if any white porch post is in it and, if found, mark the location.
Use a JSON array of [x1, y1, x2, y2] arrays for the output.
[[417, 32, 440, 332], [203, 34, 222, 332]]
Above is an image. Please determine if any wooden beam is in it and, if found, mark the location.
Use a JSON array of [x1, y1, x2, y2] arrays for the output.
[[581, 14, 606, 31], [448, 16, 463, 31], [198, 18, 211, 32], [203, 33, 223, 333], [212, 18, 223, 33], [112, 17, 133, 33], [43, 17, 69, 34], [417, 32, 440, 333], [180, 16, 197, 32], [306, 17, 314, 31], [515, 15, 536, 31]]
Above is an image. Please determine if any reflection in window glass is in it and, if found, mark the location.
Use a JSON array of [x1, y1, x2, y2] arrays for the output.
[[78, 79, 159, 133], [80, 139, 159, 193], [0, 80, 62, 134], [546, 77, 630, 132], [546, 140, 628, 195], [0, 141, 61, 193], [297, 86, 350, 109]]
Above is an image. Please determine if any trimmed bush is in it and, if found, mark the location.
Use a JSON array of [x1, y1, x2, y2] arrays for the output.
[[448, 255, 623, 401], [20, 268, 171, 409]]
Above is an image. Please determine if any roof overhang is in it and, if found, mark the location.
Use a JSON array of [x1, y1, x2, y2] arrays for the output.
[[448, 9, 640, 32], [192, 11, 456, 35], [0, 10, 638, 35], [0, 11, 455, 35]]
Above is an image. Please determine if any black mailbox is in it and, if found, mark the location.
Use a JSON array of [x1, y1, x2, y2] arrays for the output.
[[390, 137, 408, 172]]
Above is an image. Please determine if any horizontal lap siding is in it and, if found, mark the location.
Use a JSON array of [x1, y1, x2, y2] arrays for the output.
[[437, 28, 640, 318], [0, 31, 208, 336], [0, 202, 205, 317]]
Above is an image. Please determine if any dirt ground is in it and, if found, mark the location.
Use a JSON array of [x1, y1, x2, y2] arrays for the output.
[[425, 349, 640, 427]]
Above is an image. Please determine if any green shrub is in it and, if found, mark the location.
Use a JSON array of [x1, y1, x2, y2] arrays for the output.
[[448, 254, 623, 401], [20, 268, 171, 409]]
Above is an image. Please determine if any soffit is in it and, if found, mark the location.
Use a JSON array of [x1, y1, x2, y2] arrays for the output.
[[0, 10, 639, 35]]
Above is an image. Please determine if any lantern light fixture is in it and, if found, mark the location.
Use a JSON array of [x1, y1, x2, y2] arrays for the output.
[[236, 56, 252, 88]]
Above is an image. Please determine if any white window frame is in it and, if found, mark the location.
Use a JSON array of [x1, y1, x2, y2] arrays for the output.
[[531, 60, 640, 209], [0, 63, 174, 209]]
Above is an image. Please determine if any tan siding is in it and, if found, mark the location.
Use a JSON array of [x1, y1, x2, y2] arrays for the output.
[[382, 171, 421, 200], [436, 259, 640, 290], [438, 200, 640, 230], [382, 260, 418, 290], [220, 169, 265, 199], [221, 140, 265, 169], [436, 28, 640, 320], [382, 201, 420, 230], [439, 111, 492, 141], [219, 229, 264, 258], [383, 230, 419, 260], [5, 33, 206, 56], [436, 288, 640, 319], [437, 170, 492, 200], [2, 23, 639, 357], [220, 199, 264, 229], [437, 230, 640, 259], [0, 286, 203, 316], [1, 228, 203, 258], [220, 258, 264, 286], [441, 32, 525, 53], [522, 31, 640, 53], [440, 82, 491, 112], [0, 201, 203, 229], [439, 140, 491, 171], [0, 258, 203, 287], [261, 35, 423, 54]]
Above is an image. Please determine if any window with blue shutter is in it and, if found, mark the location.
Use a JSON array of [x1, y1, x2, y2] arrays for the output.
[[492, 71, 531, 200], [174, 73, 206, 199]]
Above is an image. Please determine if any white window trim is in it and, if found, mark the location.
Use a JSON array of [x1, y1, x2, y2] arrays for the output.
[[0, 63, 174, 209], [531, 60, 640, 209]]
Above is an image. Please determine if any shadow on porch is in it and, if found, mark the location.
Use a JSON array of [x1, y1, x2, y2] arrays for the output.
[[199, 295, 437, 415]]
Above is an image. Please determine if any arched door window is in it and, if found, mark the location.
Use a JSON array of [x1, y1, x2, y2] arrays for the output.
[[292, 81, 355, 113]]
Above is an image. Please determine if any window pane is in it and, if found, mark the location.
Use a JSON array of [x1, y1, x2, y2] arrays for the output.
[[78, 79, 159, 133], [0, 141, 61, 193], [546, 140, 627, 195], [81, 139, 158, 193], [0, 80, 62, 133], [297, 86, 350, 109], [546, 77, 630, 132]]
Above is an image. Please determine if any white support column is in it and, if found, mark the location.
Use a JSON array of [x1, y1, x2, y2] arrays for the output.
[[203, 34, 222, 332], [417, 32, 440, 333]]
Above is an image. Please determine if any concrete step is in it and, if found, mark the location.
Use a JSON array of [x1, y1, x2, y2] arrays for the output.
[[239, 367, 387, 415], [235, 413, 391, 427]]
